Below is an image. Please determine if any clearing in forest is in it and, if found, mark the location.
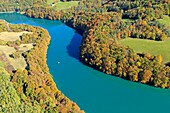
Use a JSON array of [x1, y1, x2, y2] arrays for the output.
[[0, 43, 33, 70], [120, 38, 170, 63], [0, 31, 32, 41], [52, 1, 79, 10]]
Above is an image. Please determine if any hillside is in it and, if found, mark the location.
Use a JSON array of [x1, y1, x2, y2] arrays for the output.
[[120, 38, 170, 63], [0, 61, 43, 112], [0, 20, 83, 112]]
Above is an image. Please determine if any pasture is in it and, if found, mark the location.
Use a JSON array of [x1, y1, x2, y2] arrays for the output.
[[120, 38, 170, 63]]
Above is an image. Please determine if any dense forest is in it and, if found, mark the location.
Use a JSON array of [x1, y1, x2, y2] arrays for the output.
[[0, 0, 170, 112], [0, 20, 83, 112], [0, 61, 44, 112]]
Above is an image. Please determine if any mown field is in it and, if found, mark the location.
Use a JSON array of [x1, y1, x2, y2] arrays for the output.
[[120, 16, 170, 63], [47, 0, 54, 5], [0, 22, 33, 70], [120, 38, 170, 63], [52, 1, 79, 10]]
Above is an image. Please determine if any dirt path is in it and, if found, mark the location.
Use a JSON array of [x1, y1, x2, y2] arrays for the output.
[[6, 23, 10, 31]]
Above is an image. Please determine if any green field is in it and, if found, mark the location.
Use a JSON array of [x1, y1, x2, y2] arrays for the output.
[[47, 0, 54, 5], [120, 38, 170, 63], [157, 15, 170, 28], [122, 18, 135, 23], [53, 1, 79, 10]]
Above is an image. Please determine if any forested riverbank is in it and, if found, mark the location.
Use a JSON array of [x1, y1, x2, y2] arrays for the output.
[[1, 0, 170, 112], [1, 0, 170, 89], [0, 19, 83, 112], [24, 0, 170, 88], [2, 12, 170, 113]]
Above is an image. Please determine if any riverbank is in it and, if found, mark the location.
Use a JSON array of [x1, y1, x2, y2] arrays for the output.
[[2, 13, 170, 113], [23, 4, 170, 88], [0, 19, 84, 113], [0, 11, 14, 13], [0, 11, 25, 14]]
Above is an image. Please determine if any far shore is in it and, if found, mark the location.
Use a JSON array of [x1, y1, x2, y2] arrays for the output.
[[0, 11, 14, 14], [0, 11, 25, 14]]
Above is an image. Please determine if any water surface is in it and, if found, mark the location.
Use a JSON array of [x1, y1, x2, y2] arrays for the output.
[[0, 13, 170, 113]]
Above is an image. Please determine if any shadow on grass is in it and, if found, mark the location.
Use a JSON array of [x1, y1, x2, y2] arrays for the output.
[[165, 62, 170, 66]]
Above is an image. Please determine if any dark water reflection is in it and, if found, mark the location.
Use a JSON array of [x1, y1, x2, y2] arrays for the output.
[[67, 33, 82, 60]]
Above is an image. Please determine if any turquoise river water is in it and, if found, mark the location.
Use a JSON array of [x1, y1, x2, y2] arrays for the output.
[[0, 13, 170, 113]]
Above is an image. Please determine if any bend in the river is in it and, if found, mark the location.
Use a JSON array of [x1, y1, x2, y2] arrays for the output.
[[0, 13, 170, 113]]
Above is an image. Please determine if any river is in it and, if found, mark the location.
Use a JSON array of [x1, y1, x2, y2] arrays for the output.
[[0, 13, 170, 113]]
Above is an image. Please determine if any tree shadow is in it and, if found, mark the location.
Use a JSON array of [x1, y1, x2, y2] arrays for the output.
[[67, 33, 82, 60], [165, 62, 170, 66]]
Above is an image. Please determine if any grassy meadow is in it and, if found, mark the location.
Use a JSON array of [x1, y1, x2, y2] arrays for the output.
[[122, 18, 135, 23], [120, 16, 170, 63], [52, 1, 79, 10], [120, 38, 170, 63], [47, 0, 55, 5], [0, 31, 32, 41], [0, 43, 33, 70]]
